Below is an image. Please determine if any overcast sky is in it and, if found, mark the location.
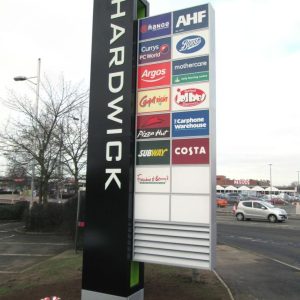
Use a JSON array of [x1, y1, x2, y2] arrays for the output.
[[0, 0, 299, 185]]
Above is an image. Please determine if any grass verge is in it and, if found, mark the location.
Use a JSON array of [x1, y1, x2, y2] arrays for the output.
[[0, 250, 82, 297]]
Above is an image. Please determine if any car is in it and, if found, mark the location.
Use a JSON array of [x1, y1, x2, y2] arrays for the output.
[[216, 198, 228, 207], [225, 193, 240, 205], [235, 200, 288, 223]]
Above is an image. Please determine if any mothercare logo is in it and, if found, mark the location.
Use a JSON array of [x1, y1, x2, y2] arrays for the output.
[[138, 62, 170, 89], [139, 37, 171, 64], [136, 140, 170, 165], [173, 4, 208, 33], [172, 110, 209, 137], [139, 13, 171, 40], [137, 88, 170, 113], [172, 138, 209, 164], [172, 56, 209, 84]]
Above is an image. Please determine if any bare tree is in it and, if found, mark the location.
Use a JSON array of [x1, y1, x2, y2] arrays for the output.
[[60, 107, 88, 194], [0, 75, 89, 204]]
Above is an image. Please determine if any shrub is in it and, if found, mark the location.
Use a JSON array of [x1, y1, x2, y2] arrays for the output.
[[0, 201, 29, 220], [24, 196, 78, 234]]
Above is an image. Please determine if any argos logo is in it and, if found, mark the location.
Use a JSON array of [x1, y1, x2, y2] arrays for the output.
[[175, 87, 206, 107], [141, 69, 166, 82], [176, 35, 205, 54], [138, 62, 170, 89]]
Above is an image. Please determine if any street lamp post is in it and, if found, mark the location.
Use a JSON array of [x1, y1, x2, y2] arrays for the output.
[[297, 171, 300, 195], [14, 58, 41, 207], [268, 164, 272, 201]]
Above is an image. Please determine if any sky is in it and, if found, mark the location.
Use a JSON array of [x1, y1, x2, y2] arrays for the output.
[[0, 0, 300, 186]]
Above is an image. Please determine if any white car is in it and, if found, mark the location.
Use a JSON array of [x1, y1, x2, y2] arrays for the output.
[[235, 200, 288, 223]]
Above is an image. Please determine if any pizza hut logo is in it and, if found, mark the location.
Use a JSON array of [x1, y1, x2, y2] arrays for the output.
[[175, 88, 206, 107], [141, 68, 166, 83], [141, 116, 166, 128], [176, 35, 205, 54]]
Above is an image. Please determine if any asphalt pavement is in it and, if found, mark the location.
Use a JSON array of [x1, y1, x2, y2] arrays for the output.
[[0, 221, 73, 273], [216, 214, 300, 300]]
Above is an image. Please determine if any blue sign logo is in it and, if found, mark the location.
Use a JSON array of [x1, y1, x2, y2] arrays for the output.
[[138, 37, 171, 64], [139, 13, 171, 41], [173, 4, 209, 33], [172, 56, 209, 76], [172, 110, 209, 137], [176, 35, 205, 54]]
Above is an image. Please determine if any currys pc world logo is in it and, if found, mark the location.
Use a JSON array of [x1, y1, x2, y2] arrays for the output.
[[139, 37, 171, 64], [176, 35, 205, 54], [139, 13, 171, 41], [138, 62, 171, 89]]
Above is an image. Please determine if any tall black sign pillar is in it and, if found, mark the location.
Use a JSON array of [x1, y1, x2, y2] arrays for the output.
[[82, 0, 148, 299]]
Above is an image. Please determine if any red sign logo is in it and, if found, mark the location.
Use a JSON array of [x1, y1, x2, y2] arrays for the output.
[[174, 87, 206, 107], [172, 138, 209, 164], [137, 114, 170, 129], [138, 62, 170, 89]]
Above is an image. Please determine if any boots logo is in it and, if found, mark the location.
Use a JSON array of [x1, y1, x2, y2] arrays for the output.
[[176, 35, 205, 54], [175, 87, 206, 107]]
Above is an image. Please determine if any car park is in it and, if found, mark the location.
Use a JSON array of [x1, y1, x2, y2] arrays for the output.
[[235, 200, 288, 223]]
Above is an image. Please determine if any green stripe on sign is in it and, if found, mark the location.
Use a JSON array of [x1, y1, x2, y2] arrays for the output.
[[172, 71, 209, 84], [130, 261, 139, 288]]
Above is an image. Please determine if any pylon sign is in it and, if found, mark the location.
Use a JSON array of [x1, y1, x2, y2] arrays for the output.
[[133, 4, 216, 270]]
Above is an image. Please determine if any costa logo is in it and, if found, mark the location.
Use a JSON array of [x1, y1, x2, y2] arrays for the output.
[[172, 138, 209, 164], [175, 87, 206, 107], [176, 35, 205, 54], [138, 63, 170, 89], [174, 146, 206, 155]]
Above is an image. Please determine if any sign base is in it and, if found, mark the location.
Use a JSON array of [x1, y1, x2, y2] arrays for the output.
[[82, 289, 144, 300]]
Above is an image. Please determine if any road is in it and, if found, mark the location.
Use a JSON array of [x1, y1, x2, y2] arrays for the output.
[[216, 215, 300, 300], [0, 221, 73, 273]]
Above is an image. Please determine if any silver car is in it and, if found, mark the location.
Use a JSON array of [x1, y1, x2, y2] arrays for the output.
[[235, 200, 288, 223]]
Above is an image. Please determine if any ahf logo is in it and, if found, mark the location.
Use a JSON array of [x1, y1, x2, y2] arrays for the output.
[[173, 4, 209, 33]]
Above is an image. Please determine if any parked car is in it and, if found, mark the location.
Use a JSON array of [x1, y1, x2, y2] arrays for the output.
[[216, 198, 228, 208], [225, 193, 240, 205], [235, 200, 288, 223]]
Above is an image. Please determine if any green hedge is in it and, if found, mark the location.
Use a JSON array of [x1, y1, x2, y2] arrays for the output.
[[24, 197, 77, 234], [0, 201, 29, 220]]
